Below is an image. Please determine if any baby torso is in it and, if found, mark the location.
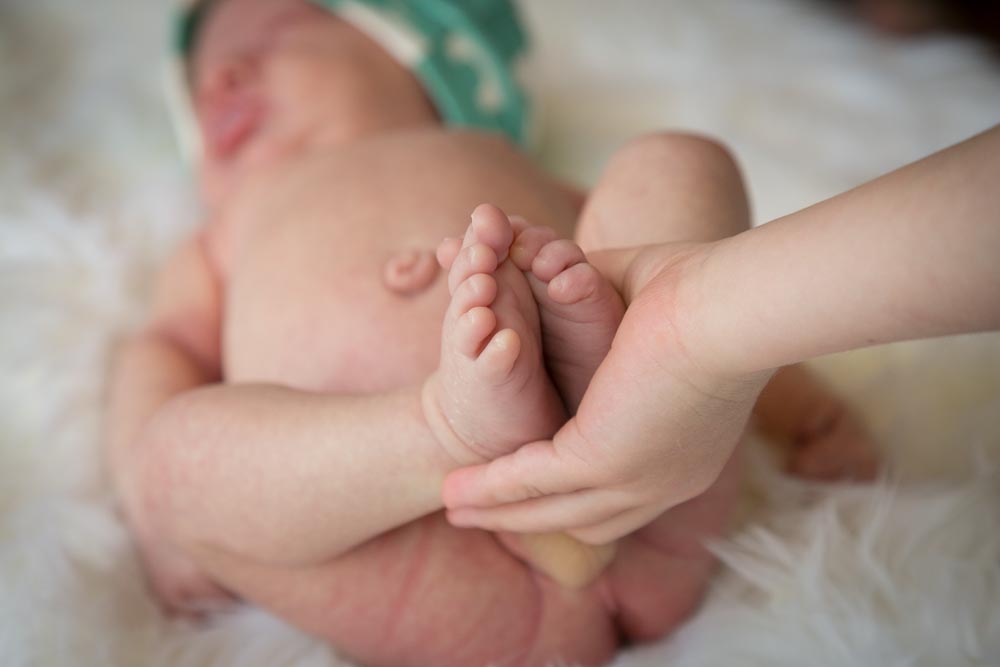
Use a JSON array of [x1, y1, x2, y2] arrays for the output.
[[209, 129, 576, 392], [199, 129, 619, 666]]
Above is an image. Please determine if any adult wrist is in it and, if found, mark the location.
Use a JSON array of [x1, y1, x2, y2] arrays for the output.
[[677, 236, 783, 379]]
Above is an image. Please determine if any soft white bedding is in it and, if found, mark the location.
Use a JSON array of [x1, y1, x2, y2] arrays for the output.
[[1, 0, 998, 665]]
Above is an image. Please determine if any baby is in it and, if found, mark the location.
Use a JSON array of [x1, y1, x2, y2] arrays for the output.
[[106, 1, 877, 666]]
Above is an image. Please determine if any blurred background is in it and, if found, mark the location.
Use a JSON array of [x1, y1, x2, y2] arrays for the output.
[[521, 0, 999, 223], [1, 1, 998, 665]]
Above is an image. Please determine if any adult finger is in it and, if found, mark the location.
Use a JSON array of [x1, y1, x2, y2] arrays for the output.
[[568, 502, 668, 545], [584, 246, 642, 296], [441, 438, 591, 509], [445, 487, 632, 534]]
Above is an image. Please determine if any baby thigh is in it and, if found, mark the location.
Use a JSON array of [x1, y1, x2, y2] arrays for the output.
[[196, 512, 617, 667], [575, 132, 751, 252]]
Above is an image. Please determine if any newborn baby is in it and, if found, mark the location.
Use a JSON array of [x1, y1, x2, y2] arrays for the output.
[[106, 1, 877, 666]]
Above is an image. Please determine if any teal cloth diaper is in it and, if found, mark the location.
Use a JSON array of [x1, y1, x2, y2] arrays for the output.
[[168, 0, 532, 159]]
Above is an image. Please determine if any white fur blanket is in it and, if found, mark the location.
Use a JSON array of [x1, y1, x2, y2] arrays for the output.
[[1, 0, 999, 665]]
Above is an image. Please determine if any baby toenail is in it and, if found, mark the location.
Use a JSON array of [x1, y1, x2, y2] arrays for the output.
[[470, 245, 491, 265]]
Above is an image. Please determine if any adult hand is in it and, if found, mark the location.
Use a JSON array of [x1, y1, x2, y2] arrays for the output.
[[442, 244, 773, 544]]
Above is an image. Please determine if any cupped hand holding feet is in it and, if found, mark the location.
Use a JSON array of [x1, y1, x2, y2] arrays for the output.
[[440, 125, 1000, 543], [440, 239, 770, 544]]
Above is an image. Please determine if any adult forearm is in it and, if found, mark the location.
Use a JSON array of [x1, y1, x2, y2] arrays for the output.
[[135, 381, 454, 568], [694, 125, 1000, 374]]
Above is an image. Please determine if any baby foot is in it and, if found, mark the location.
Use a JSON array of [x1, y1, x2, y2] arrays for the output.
[[755, 365, 880, 482], [508, 227, 626, 414], [424, 204, 566, 466], [133, 521, 236, 618]]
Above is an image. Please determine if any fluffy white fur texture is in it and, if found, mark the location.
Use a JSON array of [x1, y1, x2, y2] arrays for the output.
[[1, 0, 999, 665]]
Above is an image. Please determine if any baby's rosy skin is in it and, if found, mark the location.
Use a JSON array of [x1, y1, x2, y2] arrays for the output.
[[424, 204, 565, 465], [110, 1, 741, 664], [511, 226, 627, 414], [436, 219, 628, 417], [288, 208, 739, 666], [177, 197, 739, 667], [754, 363, 880, 481], [190, 0, 439, 206], [118, 2, 880, 663]]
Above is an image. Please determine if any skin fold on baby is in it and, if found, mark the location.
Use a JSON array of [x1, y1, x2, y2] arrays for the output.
[[199, 128, 720, 666], [105, 2, 878, 666]]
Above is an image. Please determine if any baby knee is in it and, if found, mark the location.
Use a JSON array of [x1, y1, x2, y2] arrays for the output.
[[611, 131, 739, 177]]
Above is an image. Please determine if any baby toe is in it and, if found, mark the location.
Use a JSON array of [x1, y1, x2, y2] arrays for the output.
[[532, 239, 587, 282], [548, 262, 604, 306], [466, 204, 515, 262], [449, 273, 498, 317], [454, 306, 498, 358], [477, 328, 521, 383], [510, 226, 559, 271], [508, 214, 531, 237], [448, 242, 499, 293]]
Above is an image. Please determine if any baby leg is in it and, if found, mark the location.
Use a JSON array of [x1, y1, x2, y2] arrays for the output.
[[186, 514, 619, 667], [452, 134, 752, 605], [576, 132, 751, 251], [512, 133, 752, 413], [575, 132, 752, 640], [579, 133, 878, 482], [435, 211, 626, 591], [424, 204, 566, 465], [509, 229, 626, 413]]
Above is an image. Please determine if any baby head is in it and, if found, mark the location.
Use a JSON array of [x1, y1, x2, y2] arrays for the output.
[[187, 0, 440, 204]]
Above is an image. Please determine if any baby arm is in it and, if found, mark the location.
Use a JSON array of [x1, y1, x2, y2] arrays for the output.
[[108, 234, 459, 574]]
